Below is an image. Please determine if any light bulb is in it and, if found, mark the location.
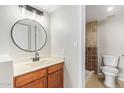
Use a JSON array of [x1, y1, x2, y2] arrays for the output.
[[32, 10, 36, 18], [41, 16, 44, 21], [21, 7, 26, 15]]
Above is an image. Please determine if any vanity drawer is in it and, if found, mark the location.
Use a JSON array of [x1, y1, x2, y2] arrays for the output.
[[14, 68, 47, 88], [48, 63, 64, 74]]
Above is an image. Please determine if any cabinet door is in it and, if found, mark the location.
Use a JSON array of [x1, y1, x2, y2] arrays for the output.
[[22, 77, 47, 88], [14, 68, 47, 88], [48, 69, 63, 88]]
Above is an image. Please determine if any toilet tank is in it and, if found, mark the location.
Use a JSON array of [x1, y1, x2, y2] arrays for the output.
[[102, 55, 119, 67]]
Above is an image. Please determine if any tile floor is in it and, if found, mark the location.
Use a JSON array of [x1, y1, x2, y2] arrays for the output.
[[86, 73, 124, 88]]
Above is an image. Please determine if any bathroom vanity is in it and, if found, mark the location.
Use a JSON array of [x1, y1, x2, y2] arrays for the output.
[[13, 57, 64, 88], [11, 19, 64, 88]]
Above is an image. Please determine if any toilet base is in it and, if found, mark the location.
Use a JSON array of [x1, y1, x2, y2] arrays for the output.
[[104, 75, 117, 88]]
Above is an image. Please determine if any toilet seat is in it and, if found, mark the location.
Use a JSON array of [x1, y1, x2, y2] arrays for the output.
[[102, 66, 119, 73], [102, 66, 119, 76]]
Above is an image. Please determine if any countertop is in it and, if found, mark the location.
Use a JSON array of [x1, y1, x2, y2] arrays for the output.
[[13, 57, 64, 77]]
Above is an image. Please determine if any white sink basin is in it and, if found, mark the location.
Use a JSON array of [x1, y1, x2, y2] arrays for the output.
[[25, 59, 54, 67], [14, 57, 64, 77]]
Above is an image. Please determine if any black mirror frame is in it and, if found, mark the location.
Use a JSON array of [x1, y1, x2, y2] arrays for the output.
[[11, 19, 47, 52]]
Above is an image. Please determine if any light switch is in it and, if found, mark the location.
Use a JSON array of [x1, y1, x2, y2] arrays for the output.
[[73, 41, 78, 48]]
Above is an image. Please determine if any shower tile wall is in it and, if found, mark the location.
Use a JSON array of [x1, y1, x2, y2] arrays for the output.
[[86, 21, 98, 72], [86, 47, 97, 71]]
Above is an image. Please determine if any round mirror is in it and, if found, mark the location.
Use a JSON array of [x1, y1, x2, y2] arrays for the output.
[[11, 19, 47, 52]]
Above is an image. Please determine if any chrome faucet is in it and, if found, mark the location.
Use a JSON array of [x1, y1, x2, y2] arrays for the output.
[[33, 52, 40, 62]]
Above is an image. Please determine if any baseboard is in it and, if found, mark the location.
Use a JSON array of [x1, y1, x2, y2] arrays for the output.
[[96, 71, 124, 82], [118, 77, 124, 82]]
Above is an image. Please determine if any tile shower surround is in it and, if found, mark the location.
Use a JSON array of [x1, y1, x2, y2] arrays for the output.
[[86, 47, 98, 72], [86, 21, 98, 73]]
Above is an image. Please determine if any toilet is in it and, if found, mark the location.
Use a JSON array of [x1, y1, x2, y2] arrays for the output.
[[100, 55, 119, 88]]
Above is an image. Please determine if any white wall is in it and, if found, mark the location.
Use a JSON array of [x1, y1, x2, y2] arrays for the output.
[[97, 15, 124, 81], [50, 6, 85, 88], [0, 6, 50, 59]]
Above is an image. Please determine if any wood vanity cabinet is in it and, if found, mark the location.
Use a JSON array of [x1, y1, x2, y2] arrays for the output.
[[14, 63, 64, 88], [22, 77, 47, 88], [14, 68, 47, 88], [48, 63, 64, 88]]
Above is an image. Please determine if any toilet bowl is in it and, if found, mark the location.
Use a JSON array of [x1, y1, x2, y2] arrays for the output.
[[102, 66, 119, 88], [100, 55, 119, 88]]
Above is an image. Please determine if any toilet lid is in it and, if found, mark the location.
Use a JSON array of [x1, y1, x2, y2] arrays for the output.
[[102, 66, 119, 73]]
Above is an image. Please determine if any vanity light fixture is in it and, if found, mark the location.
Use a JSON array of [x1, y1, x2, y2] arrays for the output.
[[19, 5, 44, 16]]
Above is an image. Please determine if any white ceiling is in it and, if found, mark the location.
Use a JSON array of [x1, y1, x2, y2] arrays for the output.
[[86, 5, 124, 23], [34, 5, 61, 14]]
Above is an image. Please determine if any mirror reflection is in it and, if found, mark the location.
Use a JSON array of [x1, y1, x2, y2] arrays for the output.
[[11, 19, 47, 52]]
